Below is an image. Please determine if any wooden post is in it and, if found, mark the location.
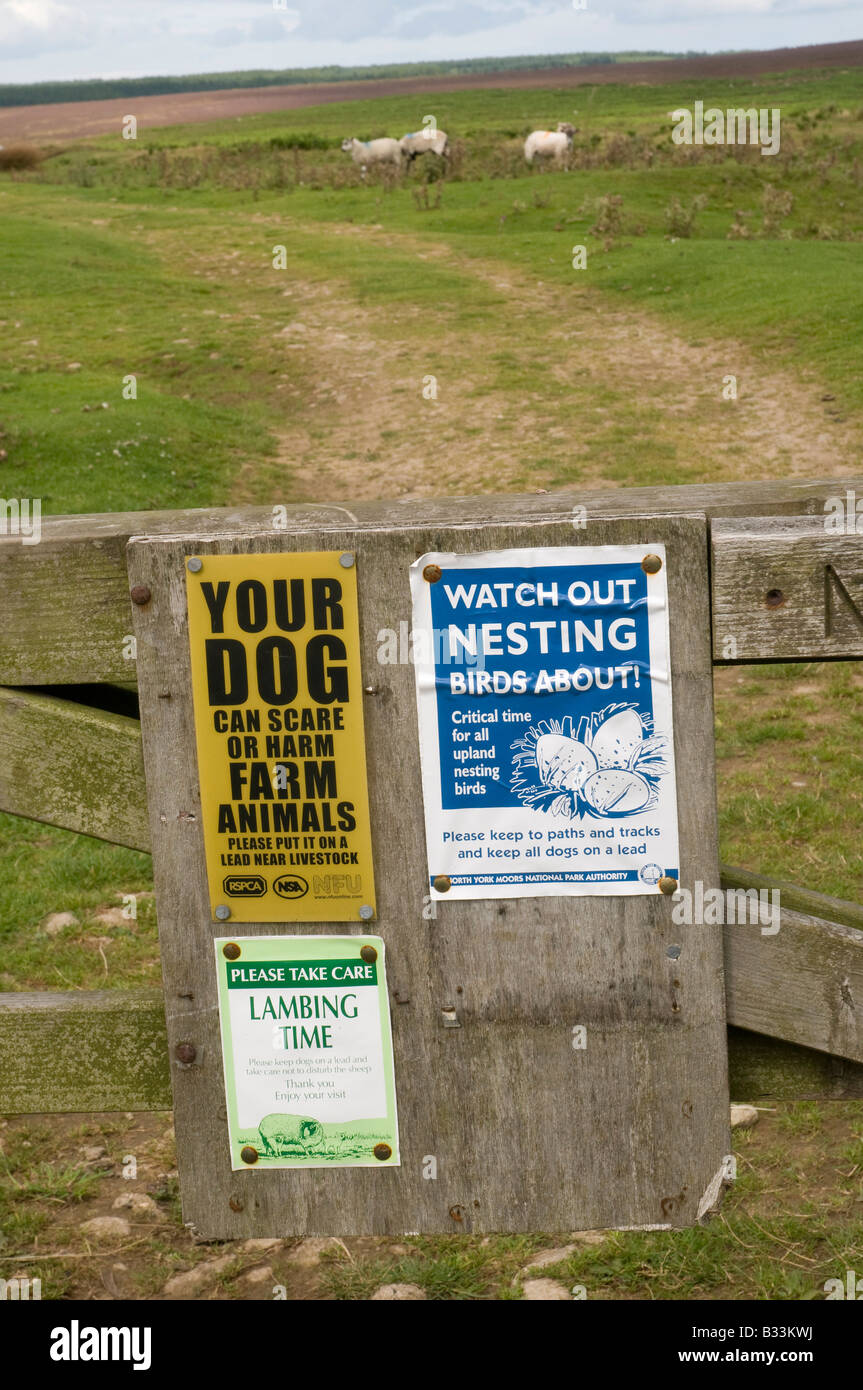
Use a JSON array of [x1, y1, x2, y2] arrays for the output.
[[129, 506, 729, 1237]]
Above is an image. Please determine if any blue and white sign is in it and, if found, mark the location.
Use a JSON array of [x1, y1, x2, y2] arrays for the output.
[[410, 545, 680, 900]]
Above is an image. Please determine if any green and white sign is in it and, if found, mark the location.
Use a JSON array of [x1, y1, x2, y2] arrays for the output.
[[214, 935, 399, 1170]]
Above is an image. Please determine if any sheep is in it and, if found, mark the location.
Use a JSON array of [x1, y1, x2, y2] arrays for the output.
[[340, 137, 403, 177], [524, 123, 577, 168], [399, 129, 449, 163]]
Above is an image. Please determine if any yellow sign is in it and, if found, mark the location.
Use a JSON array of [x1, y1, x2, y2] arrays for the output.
[[186, 552, 376, 923]]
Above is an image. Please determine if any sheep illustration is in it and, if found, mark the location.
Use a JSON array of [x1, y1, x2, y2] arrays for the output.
[[257, 1113, 325, 1158]]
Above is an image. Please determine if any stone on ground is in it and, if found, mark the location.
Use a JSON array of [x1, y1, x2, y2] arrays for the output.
[[370, 1283, 427, 1300], [521, 1278, 571, 1301], [162, 1255, 234, 1298], [80, 1216, 131, 1241], [41, 912, 79, 936], [285, 1237, 335, 1266], [243, 1237, 283, 1253], [730, 1104, 759, 1129], [91, 907, 128, 927], [523, 1244, 578, 1271], [570, 1230, 607, 1245], [112, 1192, 160, 1218]]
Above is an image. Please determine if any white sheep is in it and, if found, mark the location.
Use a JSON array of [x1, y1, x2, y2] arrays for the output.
[[399, 129, 449, 163], [524, 123, 576, 168], [340, 137, 403, 177]]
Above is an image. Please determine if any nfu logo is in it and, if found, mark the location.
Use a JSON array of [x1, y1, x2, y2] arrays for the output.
[[273, 874, 309, 900], [1, 1276, 41, 1300]]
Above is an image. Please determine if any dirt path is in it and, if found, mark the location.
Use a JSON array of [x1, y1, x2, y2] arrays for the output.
[[229, 221, 860, 505]]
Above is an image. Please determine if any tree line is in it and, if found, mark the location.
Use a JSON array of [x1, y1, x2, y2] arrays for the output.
[[0, 51, 690, 109]]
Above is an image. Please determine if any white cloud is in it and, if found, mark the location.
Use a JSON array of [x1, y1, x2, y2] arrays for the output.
[[0, 0, 860, 83], [290, 1, 553, 42], [0, 0, 92, 53], [609, 0, 859, 18]]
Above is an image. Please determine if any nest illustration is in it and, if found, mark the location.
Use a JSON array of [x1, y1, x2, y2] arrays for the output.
[[510, 703, 670, 820]]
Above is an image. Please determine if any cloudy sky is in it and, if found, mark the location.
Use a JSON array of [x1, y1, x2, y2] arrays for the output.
[[0, 0, 860, 85]]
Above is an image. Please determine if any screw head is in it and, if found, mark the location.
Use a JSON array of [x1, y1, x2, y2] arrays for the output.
[[360, 944, 378, 964], [423, 563, 442, 583], [658, 876, 678, 896], [228, 1195, 244, 1213], [641, 554, 662, 574], [215, 905, 231, 921], [240, 1146, 259, 1165], [222, 942, 241, 960], [373, 1143, 392, 1161], [175, 1042, 196, 1064], [433, 874, 451, 893], [187, 557, 203, 573], [130, 584, 151, 606], [339, 552, 355, 568], [358, 904, 374, 921], [765, 588, 786, 609]]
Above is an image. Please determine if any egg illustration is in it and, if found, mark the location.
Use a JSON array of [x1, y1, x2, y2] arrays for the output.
[[589, 708, 644, 770], [535, 734, 598, 794], [582, 768, 652, 815]]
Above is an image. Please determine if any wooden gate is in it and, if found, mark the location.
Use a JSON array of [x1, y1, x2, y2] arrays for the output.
[[1, 478, 861, 1236]]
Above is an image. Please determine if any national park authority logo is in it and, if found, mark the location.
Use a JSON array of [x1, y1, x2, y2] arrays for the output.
[[639, 863, 663, 886], [273, 874, 309, 900]]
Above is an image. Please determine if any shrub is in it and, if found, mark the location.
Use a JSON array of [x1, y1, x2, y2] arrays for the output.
[[665, 194, 706, 238], [268, 132, 331, 151], [0, 144, 43, 171], [761, 185, 794, 237], [591, 193, 624, 241]]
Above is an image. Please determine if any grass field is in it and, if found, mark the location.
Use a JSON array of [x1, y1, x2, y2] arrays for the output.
[[3, 68, 862, 509], [1, 1101, 861, 1299], [1, 59, 862, 1299]]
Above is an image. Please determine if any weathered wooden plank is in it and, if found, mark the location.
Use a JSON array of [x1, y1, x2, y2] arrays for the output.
[[712, 515, 863, 662], [0, 505, 337, 686], [129, 511, 729, 1238], [721, 865, 863, 933], [723, 904, 863, 1064], [3, 693, 860, 1063], [1, 998, 854, 1113], [0, 686, 149, 851], [0, 991, 171, 1113], [2, 478, 860, 684], [728, 1028, 863, 1101]]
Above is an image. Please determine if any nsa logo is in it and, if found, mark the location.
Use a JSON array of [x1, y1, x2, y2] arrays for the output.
[[273, 875, 309, 900]]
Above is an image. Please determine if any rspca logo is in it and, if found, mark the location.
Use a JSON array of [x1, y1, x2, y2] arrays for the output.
[[223, 875, 267, 897], [273, 874, 309, 900]]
